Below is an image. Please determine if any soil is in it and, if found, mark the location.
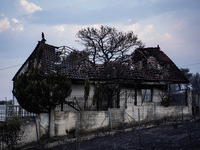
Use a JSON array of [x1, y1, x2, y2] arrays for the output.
[[22, 119, 200, 150]]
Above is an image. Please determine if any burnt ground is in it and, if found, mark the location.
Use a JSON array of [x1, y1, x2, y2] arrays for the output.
[[23, 120, 200, 150]]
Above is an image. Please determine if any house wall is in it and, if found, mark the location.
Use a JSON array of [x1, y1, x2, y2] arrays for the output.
[[153, 87, 165, 103], [13, 61, 29, 106], [120, 88, 135, 107], [119, 86, 165, 107], [67, 84, 167, 110], [71, 83, 94, 96], [66, 83, 96, 110], [136, 89, 142, 105]]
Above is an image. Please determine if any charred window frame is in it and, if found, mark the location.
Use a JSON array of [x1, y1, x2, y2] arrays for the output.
[[141, 89, 152, 102]]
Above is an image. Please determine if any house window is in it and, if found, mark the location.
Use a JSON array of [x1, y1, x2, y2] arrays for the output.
[[141, 89, 152, 102]]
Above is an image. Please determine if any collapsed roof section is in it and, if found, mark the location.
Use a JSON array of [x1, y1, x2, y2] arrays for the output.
[[131, 46, 189, 83], [13, 40, 189, 84]]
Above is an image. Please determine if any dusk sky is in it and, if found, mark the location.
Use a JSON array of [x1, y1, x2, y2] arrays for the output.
[[0, 0, 200, 101]]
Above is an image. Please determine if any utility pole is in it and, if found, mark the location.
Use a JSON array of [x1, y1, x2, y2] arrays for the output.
[[5, 97, 7, 119]]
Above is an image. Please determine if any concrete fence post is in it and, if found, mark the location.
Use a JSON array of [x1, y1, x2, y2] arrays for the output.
[[5, 101, 8, 119], [195, 94, 199, 114], [122, 108, 125, 130], [49, 107, 55, 137], [35, 115, 41, 141], [154, 103, 156, 121], [187, 88, 192, 115], [199, 94, 200, 114], [138, 108, 141, 146], [75, 120, 79, 140], [108, 108, 112, 131], [182, 99, 184, 122]]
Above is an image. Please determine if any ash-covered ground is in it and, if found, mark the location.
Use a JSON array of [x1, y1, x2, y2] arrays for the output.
[[23, 120, 200, 150]]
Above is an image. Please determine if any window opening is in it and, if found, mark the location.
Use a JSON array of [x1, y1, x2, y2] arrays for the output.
[[141, 89, 152, 102]]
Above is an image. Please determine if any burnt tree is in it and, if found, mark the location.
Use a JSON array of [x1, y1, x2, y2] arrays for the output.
[[76, 25, 143, 109], [76, 25, 143, 66]]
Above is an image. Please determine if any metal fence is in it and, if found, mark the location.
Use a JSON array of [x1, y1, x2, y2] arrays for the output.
[[0, 105, 36, 122]]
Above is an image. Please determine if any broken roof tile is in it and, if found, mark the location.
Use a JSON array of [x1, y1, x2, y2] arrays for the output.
[[13, 41, 189, 84]]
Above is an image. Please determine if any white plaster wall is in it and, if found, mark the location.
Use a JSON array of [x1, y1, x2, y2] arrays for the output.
[[152, 88, 164, 103], [69, 85, 164, 109], [18, 101, 191, 145], [79, 111, 108, 131], [71, 83, 94, 96], [71, 84, 84, 96], [70, 83, 95, 110], [54, 111, 108, 136], [120, 88, 135, 108], [137, 90, 142, 105], [40, 113, 49, 136], [125, 105, 190, 123], [55, 111, 77, 136], [135, 88, 164, 106], [20, 122, 37, 144], [40, 104, 191, 137], [155, 105, 189, 118]]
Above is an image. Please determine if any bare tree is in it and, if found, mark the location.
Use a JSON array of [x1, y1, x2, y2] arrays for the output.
[[76, 25, 143, 109], [76, 25, 143, 66]]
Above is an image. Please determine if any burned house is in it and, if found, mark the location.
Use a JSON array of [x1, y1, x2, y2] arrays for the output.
[[13, 37, 189, 111]]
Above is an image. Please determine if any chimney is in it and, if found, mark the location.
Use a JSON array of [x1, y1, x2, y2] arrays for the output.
[[41, 32, 46, 43]]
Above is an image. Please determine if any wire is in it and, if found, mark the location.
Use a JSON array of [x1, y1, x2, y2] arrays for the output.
[[178, 62, 200, 68], [1, 62, 200, 71], [0, 64, 22, 71]]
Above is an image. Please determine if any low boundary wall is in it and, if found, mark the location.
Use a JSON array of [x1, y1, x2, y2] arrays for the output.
[[0, 104, 191, 148], [45, 104, 191, 137]]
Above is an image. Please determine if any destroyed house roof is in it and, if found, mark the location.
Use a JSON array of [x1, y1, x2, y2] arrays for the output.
[[13, 41, 189, 84], [131, 46, 189, 83]]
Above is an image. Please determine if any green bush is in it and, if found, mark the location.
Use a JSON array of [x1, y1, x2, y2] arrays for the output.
[[0, 117, 24, 150]]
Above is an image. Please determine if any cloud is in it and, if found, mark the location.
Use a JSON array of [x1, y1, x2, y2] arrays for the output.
[[0, 16, 10, 33], [11, 18, 24, 31], [174, 20, 185, 31], [18, 0, 42, 14], [11, 18, 19, 24], [119, 23, 153, 39], [164, 33, 172, 40], [124, 23, 140, 32], [0, 15, 24, 33], [54, 25, 65, 32], [140, 24, 154, 37]]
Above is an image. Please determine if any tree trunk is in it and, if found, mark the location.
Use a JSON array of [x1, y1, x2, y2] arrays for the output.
[[49, 107, 55, 137]]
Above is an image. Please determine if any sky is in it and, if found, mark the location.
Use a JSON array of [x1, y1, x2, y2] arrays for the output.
[[0, 0, 200, 101]]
